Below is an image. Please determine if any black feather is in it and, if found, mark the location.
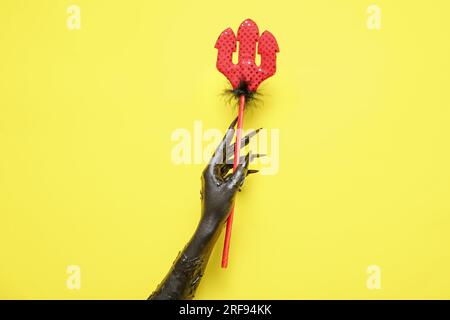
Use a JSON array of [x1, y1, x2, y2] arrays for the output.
[[221, 80, 262, 108]]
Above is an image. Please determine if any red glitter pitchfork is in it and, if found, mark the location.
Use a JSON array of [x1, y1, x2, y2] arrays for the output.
[[215, 18, 279, 268]]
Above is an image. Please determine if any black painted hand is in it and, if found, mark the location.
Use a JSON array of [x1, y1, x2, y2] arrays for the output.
[[149, 117, 263, 300], [200, 117, 262, 230]]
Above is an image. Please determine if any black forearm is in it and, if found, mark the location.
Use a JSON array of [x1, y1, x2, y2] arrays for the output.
[[148, 219, 222, 300]]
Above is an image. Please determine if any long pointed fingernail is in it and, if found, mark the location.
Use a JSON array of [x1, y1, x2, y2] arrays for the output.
[[229, 117, 238, 128]]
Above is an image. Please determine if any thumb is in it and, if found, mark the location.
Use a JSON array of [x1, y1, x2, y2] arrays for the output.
[[227, 152, 250, 191]]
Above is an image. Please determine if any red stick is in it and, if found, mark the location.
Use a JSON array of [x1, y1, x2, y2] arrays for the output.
[[222, 95, 246, 268]]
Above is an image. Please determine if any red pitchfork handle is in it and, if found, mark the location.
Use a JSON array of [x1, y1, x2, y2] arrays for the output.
[[221, 95, 245, 268]]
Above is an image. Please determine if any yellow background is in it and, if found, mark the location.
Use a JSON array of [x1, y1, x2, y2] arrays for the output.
[[1, 0, 449, 299]]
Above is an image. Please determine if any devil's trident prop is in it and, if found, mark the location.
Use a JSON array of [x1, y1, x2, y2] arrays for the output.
[[215, 19, 279, 268]]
